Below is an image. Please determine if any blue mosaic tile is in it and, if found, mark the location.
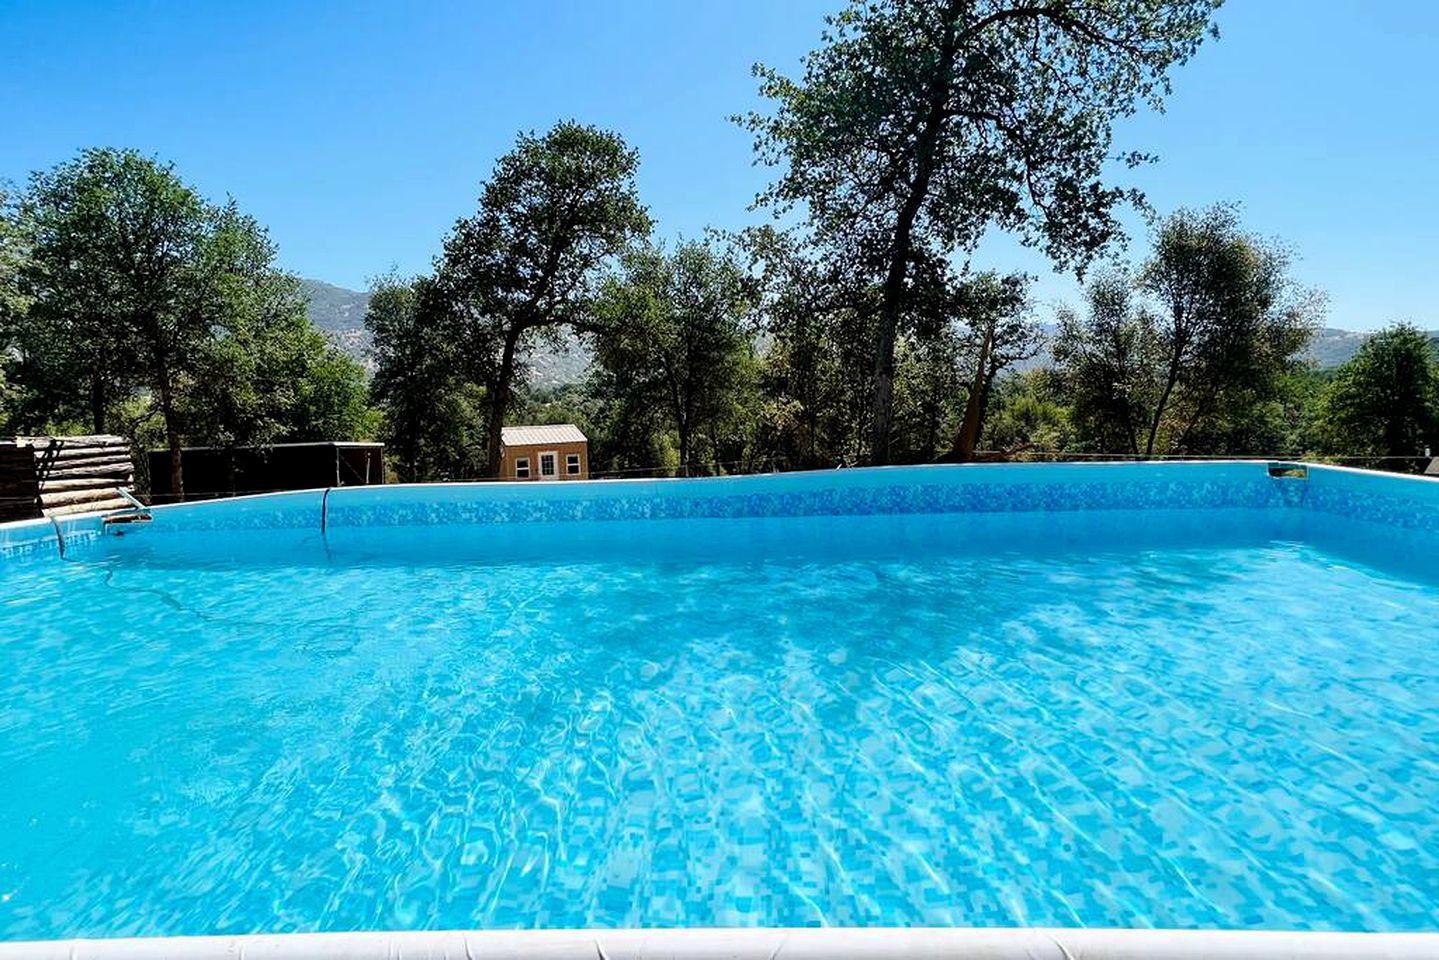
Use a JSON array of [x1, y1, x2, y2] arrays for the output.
[[322, 471, 1291, 529], [1301, 466, 1439, 534], [27, 463, 1434, 545]]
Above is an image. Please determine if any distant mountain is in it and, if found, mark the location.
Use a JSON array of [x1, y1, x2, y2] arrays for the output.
[[297, 278, 592, 386], [300, 278, 1422, 382], [299, 278, 372, 362], [1303, 328, 1388, 369], [1018, 324, 1428, 373]]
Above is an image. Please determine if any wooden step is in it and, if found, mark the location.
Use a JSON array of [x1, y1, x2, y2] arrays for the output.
[[21, 434, 130, 450], [38, 476, 126, 493], [43, 497, 132, 517], [39, 487, 134, 508], [36, 465, 134, 484]]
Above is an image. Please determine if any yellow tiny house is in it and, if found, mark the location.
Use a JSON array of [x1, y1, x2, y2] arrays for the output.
[[499, 424, 589, 481]]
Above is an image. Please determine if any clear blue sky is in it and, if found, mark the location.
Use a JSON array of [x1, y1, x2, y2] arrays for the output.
[[3, 0, 1437, 330]]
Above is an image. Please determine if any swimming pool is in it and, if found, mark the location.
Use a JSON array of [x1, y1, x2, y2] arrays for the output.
[[1, 462, 1437, 951]]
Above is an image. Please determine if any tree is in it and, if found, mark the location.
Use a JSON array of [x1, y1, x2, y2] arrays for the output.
[[1051, 268, 1157, 454], [0, 188, 30, 432], [365, 274, 483, 481], [743, 0, 1220, 463], [1135, 205, 1316, 455], [0, 187, 26, 332], [740, 226, 871, 468], [287, 345, 375, 443], [592, 241, 757, 476], [11, 151, 144, 434], [1320, 324, 1438, 464], [13, 149, 299, 499], [438, 122, 651, 475], [181, 271, 376, 474], [1053, 207, 1317, 457], [950, 271, 1040, 460], [983, 369, 1073, 456], [892, 323, 964, 460]]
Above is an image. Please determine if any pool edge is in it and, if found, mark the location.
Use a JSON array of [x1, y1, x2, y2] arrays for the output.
[[3, 927, 1435, 959]]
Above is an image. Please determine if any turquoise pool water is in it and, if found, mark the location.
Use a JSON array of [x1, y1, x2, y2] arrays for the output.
[[1, 467, 1438, 938]]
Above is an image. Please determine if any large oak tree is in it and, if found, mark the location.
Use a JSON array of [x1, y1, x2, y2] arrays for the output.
[[592, 241, 756, 476], [437, 123, 651, 476], [743, 0, 1220, 463], [1053, 205, 1318, 456]]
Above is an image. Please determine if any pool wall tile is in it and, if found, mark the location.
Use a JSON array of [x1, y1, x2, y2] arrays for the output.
[[139, 489, 326, 532], [0, 517, 61, 564], [8, 462, 1439, 554], [1299, 464, 1439, 533], [323, 462, 1290, 529]]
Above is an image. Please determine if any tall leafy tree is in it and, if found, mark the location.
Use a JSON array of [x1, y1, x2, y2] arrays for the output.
[[741, 226, 870, 468], [365, 274, 483, 481], [181, 270, 375, 466], [892, 324, 964, 460], [15, 148, 334, 497], [1135, 205, 1316, 454], [0, 188, 26, 331], [1320, 324, 1438, 464], [743, 0, 1220, 462], [438, 122, 651, 475], [592, 241, 757, 476], [1054, 206, 1317, 456], [0, 188, 31, 431], [950, 271, 1040, 460], [12, 151, 144, 433], [1051, 268, 1158, 454]]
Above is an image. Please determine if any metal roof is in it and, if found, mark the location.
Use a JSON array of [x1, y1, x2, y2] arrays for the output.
[[500, 424, 587, 447]]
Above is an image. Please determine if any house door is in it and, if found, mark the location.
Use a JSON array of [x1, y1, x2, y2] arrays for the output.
[[538, 451, 558, 480]]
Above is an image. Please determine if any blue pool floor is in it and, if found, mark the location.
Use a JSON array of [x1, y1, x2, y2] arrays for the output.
[[1, 511, 1437, 937]]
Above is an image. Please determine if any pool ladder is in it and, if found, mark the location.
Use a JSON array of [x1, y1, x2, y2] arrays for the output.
[[102, 487, 153, 529]]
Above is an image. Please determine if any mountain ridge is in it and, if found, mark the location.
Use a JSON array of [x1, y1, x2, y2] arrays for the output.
[[298, 279, 1419, 383]]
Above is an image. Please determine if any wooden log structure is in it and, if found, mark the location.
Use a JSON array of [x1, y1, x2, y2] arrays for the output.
[[0, 435, 136, 521], [0, 442, 41, 522]]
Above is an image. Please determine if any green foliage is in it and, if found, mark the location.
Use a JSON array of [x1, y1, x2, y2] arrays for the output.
[[3, 148, 377, 496], [365, 274, 483, 481], [592, 241, 758, 475], [0, 188, 30, 433], [437, 122, 652, 475], [1053, 206, 1318, 456], [984, 370, 1073, 455], [182, 278, 376, 450], [949, 271, 1040, 459], [891, 326, 964, 461], [1318, 323, 1439, 463], [743, 0, 1221, 461], [739, 226, 877, 467], [0, 188, 27, 328]]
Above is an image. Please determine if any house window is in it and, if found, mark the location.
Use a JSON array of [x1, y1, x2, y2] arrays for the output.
[[539, 452, 557, 478], [515, 457, 530, 479], [566, 453, 581, 476]]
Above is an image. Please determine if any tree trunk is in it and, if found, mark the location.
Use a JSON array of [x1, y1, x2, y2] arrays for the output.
[[485, 325, 524, 477], [1146, 348, 1184, 458], [157, 370, 184, 502], [677, 422, 691, 478], [868, 7, 960, 465], [952, 326, 994, 461], [90, 376, 107, 434]]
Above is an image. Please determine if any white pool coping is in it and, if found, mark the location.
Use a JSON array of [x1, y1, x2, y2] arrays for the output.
[[2, 928, 1436, 959]]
